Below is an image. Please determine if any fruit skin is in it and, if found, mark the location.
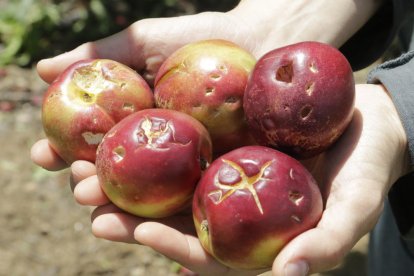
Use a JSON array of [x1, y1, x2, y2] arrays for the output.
[[193, 145, 322, 270], [244, 41, 355, 159], [42, 59, 154, 164], [96, 108, 213, 218], [154, 39, 256, 156]]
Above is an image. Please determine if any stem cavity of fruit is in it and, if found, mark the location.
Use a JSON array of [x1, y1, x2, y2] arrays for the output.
[[275, 63, 293, 83], [305, 82, 315, 96]]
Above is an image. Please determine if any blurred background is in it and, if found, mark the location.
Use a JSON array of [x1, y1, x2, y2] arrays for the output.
[[0, 0, 370, 275]]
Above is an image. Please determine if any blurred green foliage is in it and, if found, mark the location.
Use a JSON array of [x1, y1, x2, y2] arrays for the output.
[[0, 0, 238, 67]]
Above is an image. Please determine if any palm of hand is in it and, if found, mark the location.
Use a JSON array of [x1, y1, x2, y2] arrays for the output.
[[30, 9, 408, 273], [37, 12, 257, 85], [62, 84, 407, 275]]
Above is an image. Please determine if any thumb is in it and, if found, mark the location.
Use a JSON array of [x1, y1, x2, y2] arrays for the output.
[[272, 195, 383, 275], [37, 25, 144, 84]]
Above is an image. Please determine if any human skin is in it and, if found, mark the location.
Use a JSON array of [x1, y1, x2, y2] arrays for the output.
[[32, 84, 409, 275], [31, 0, 411, 275], [36, 0, 384, 85]]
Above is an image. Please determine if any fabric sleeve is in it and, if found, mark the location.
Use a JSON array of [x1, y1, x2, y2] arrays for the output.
[[367, 51, 414, 239], [340, 0, 414, 71]]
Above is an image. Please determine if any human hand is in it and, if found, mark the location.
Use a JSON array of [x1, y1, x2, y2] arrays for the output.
[[31, 1, 398, 274], [271, 83, 409, 274], [36, 11, 256, 86], [57, 160, 266, 276], [36, 0, 383, 86], [31, 83, 409, 275]]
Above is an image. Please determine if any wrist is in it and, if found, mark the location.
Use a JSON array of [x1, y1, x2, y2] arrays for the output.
[[362, 84, 410, 183], [228, 0, 384, 57], [378, 84, 411, 178]]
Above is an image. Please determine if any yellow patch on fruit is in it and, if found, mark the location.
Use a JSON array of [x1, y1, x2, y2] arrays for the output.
[[103, 179, 191, 218], [208, 159, 273, 215], [243, 235, 284, 269], [68, 60, 121, 105], [194, 216, 213, 256]]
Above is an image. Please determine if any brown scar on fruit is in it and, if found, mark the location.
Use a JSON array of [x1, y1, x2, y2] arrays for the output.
[[200, 219, 209, 234], [300, 105, 313, 120], [82, 132, 104, 145], [205, 87, 215, 95], [224, 96, 239, 104], [210, 73, 222, 80], [208, 159, 273, 214], [291, 215, 301, 223], [275, 62, 293, 83], [113, 145, 126, 162], [219, 65, 228, 74], [305, 82, 315, 96], [309, 62, 318, 73], [288, 190, 304, 206], [122, 102, 135, 112]]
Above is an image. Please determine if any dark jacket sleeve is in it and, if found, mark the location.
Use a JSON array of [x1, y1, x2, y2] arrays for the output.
[[367, 51, 414, 240], [340, 0, 414, 70], [337, 0, 414, 239]]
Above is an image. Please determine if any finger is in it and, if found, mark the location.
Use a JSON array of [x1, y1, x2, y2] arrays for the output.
[[69, 160, 96, 189], [134, 222, 230, 275], [91, 204, 144, 244], [70, 160, 97, 194], [90, 204, 195, 243], [135, 222, 266, 276], [30, 139, 67, 171], [37, 26, 144, 83], [73, 175, 110, 206], [272, 195, 383, 275]]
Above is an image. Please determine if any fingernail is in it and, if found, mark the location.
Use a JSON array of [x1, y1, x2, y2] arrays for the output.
[[284, 260, 309, 276]]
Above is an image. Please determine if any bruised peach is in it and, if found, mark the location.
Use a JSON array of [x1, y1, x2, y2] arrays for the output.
[[244, 41, 355, 158], [42, 59, 154, 164], [193, 146, 322, 269], [154, 39, 256, 156], [96, 109, 212, 218]]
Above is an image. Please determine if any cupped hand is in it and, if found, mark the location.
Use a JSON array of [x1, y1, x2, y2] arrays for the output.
[[66, 159, 265, 276], [271, 84, 409, 275], [36, 11, 257, 86], [31, 83, 409, 275]]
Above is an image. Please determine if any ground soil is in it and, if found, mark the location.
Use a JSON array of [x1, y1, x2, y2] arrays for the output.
[[0, 65, 371, 276]]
